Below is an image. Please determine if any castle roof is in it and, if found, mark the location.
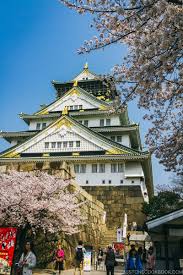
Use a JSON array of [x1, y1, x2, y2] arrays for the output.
[[52, 64, 118, 99], [0, 115, 147, 159], [34, 85, 111, 116]]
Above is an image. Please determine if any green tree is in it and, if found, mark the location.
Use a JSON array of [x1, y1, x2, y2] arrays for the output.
[[142, 190, 183, 219]]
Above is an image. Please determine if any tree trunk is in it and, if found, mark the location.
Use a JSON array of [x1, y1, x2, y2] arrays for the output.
[[11, 224, 31, 275]]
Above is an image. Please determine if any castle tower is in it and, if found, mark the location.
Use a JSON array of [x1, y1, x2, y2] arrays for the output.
[[0, 64, 153, 228]]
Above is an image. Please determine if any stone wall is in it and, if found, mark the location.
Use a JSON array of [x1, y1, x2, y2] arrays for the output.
[[0, 161, 106, 268], [83, 186, 146, 229]]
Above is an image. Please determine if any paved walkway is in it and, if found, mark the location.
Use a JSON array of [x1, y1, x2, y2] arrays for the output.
[[33, 269, 123, 275]]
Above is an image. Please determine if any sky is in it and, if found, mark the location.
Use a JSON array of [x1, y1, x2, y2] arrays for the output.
[[0, 0, 173, 188]]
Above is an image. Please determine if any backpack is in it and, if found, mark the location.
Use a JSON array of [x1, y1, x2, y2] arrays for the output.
[[75, 247, 84, 262]]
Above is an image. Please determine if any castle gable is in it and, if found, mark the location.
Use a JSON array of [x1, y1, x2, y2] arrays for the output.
[[73, 63, 98, 81], [36, 87, 109, 115], [23, 124, 103, 154], [1, 116, 139, 158]]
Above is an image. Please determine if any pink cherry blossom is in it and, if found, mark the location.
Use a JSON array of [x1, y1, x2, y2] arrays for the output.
[[0, 171, 85, 234], [60, 0, 183, 175]]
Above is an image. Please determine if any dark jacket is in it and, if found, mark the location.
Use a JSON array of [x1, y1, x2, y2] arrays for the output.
[[105, 248, 115, 267]]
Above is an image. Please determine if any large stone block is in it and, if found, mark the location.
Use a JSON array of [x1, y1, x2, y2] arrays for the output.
[[83, 185, 145, 229]]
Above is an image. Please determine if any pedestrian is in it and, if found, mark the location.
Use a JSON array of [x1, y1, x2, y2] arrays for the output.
[[18, 240, 36, 275], [146, 246, 155, 272], [97, 247, 104, 270], [127, 233, 131, 245], [126, 245, 142, 275], [142, 248, 147, 265], [74, 240, 86, 275], [137, 247, 143, 273], [54, 242, 65, 275], [105, 245, 116, 275], [137, 247, 143, 268]]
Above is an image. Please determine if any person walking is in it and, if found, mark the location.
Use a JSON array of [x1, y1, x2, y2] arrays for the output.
[[97, 247, 104, 270], [146, 246, 155, 272], [105, 245, 116, 275], [74, 240, 86, 275], [54, 242, 65, 275], [18, 240, 36, 275], [126, 246, 142, 275]]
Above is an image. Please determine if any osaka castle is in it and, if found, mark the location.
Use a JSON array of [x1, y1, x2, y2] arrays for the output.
[[0, 64, 153, 226]]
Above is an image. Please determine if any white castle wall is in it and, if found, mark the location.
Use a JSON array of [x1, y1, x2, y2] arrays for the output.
[[76, 114, 121, 127], [24, 130, 103, 153], [52, 96, 97, 112], [28, 115, 121, 130], [75, 162, 144, 186], [29, 118, 54, 131], [103, 133, 131, 147]]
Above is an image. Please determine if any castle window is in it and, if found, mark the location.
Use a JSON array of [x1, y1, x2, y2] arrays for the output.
[[111, 163, 117, 173], [74, 164, 80, 173], [120, 180, 123, 184], [100, 119, 104, 127], [74, 105, 78, 110], [69, 141, 73, 147], [109, 180, 112, 184], [102, 180, 105, 184], [106, 119, 111, 126], [76, 141, 80, 147], [86, 180, 89, 184], [111, 136, 115, 141], [69, 106, 74, 110], [79, 105, 83, 109], [80, 164, 86, 173], [92, 164, 97, 173], [36, 123, 41, 130], [57, 142, 62, 148], [42, 123, 47, 129], [63, 141, 67, 148], [45, 142, 49, 149], [84, 120, 88, 127], [131, 180, 135, 183], [118, 163, 124, 172], [117, 136, 122, 142], [99, 164, 105, 173], [78, 120, 82, 124], [51, 142, 56, 149]]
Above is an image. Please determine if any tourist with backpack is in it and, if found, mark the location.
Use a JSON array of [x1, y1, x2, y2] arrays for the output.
[[74, 240, 86, 275]]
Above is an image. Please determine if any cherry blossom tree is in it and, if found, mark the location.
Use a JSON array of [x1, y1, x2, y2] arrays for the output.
[[0, 171, 84, 235], [60, 0, 183, 175]]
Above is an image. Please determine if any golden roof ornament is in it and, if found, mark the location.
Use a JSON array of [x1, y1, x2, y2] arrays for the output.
[[73, 80, 78, 87], [62, 106, 68, 115], [84, 62, 88, 70]]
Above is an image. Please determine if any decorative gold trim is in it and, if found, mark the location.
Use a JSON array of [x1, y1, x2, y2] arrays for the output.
[[62, 106, 68, 115], [105, 148, 130, 155], [99, 105, 108, 110], [97, 95, 105, 100], [42, 153, 50, 157], [2, 151, 20, 158], [73, 80, 78, 87], [72, 152, 80, 156], [69, 88, 80, 96], [35, 109, 49, 115], [56, 118, 73, 129]]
